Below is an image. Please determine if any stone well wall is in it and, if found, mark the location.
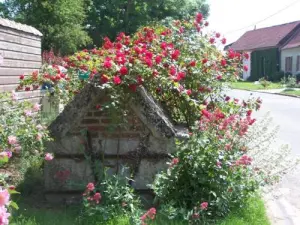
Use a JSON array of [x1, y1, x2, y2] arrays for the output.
[[44, 86, 180, 204]]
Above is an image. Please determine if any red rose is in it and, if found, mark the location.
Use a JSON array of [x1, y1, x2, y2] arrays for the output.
[[113, 76, 122, 85], [186, 89, 192, 95], [221, 59, 227, 67], [244, 52, 250, 59], [216, 33, 221, 38], [19, 75, 25, 80], [196, 13, 203, 23], [137, 75, 143, 85], [243, 65, 248, 71], [155, 55, 162, 64], [204, 21, 209, 26], [221, 38, 227, 45], [103, 60, 112, 69], [189, 61, 196, 67], [25, 87, 30, 91], [171, 49, 180, 60], [202, 58, 208, 64], [96, 104, 101, 110], [129, 84, 137, 92], [119, 66, 128, 75]]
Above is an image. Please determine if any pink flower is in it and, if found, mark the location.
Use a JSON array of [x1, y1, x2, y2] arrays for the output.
[[14, 145, 22, 153], [86, 182, 95, 191], [243, 65, 248, 72], [93, 192, 101, 204], [186, 89, 192, 96], [7, 136, 17, 145], [103, 60, 112, 69], [0, 206, 10, 225], [36, 133, 43, 141], [24, 110, 32, 117], [0, 190, 9, 207], [200, 202, 208, 210], [36, 124, 44, 130], [45, 153, 54, 161], [33, 103, 41, 112]]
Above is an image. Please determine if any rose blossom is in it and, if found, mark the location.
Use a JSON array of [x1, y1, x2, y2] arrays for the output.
[[86, 182, 95, 191], [36, 133, 43, 141], [33, 103, 41, 112], [45, 153, 54, 161], [36, 124, 44, 130], [0, 206, 10, 225], [7, 136, 17, 145], [200, 202, 208, 210], [0, 189, 9, 207], [93, 192, 101, 204]]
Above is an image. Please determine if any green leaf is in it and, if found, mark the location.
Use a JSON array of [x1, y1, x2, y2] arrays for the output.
[[9, 201, 19, 210]]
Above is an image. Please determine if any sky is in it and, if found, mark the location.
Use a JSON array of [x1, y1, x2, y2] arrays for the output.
[[208, 0, 300, 45]]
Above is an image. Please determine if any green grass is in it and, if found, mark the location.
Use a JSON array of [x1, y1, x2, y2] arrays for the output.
[[217, 196, 270, 225], [230, 81, 282, 90], [280, 89, 300, 96], [10, 196, 269, 225]]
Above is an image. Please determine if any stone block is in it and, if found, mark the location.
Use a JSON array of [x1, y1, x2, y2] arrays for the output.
[[132, 159, 168, 190], [47, 135, 84, 155], [44, 158, 94, 192], [148, 135, 176, 154], [101, 139, 140, 155]]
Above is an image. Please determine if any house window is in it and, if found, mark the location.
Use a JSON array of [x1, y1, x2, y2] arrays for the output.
[[297, 56, 300, 72], [285, 56, 293, 72]]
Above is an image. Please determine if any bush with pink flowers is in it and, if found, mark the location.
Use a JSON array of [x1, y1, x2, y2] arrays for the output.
[[151, 97, 269, 224], [0, 91, 52, 183]]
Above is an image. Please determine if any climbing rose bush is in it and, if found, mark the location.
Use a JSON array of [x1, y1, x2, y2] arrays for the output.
[[152, 97, 264, 223], [18, 13, 247, 128]]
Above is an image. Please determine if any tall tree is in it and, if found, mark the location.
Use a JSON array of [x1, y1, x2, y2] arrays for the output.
[[85, 0, 209, 46], [3, 0, 91, 55]]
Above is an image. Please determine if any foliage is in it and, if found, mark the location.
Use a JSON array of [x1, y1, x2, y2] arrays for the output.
[[0, 92, 51, 172], [80, 167, 142, 224], [19, 13, 243, 128], [3, 0, 91, 55], [10, 195, 269, 225], [259, 77, 271, 88], [85, 0, 209, 46], [280, 89, 300, 96], [281, 75, 299, 88], [0, 92, 52, 224], [151, 97, 264, 223]]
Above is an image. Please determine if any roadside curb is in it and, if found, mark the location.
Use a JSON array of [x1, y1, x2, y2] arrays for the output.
[[233, 88, 300, 99]]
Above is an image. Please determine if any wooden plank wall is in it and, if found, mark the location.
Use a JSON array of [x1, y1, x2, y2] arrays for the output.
[[0, 25, 42, 103]]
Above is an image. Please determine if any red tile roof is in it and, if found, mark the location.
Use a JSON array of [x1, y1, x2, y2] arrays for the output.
[[282, 29, 300, 49], [231, 21, 300, 51]]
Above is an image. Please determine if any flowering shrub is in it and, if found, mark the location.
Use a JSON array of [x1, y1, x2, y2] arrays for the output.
[[151, 97, 265, 223], [81, 168, 141, 224], [18, 13, 247, 128], [0, 91, 52, 182]]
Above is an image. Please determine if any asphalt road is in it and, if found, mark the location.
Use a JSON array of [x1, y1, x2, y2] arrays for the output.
[[228, 89, 300, 155], [228, 89, 300, 225]]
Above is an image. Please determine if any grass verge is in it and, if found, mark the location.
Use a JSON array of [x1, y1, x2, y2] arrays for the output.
[[230, 81, 282, 91], [11, 195, 269, 225], [280, 89, 300, 97]]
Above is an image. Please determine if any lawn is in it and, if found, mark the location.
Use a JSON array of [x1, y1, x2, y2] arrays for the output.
[[230, 81, 282, 90], [280, 89, 300, 96], [10, 195, 270, 225]]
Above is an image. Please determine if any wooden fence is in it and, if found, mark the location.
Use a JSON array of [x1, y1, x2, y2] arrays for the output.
[[0, 18, 43, 102]]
